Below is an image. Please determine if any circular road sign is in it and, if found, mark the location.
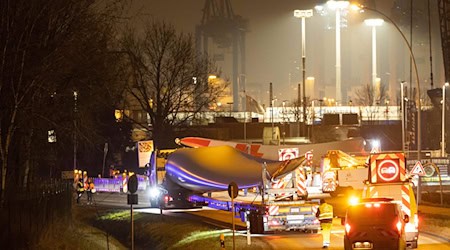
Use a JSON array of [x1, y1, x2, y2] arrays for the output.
[[377, 159, 399, 182], [128, 175, 138, 194], [228, 181, 239, 199]]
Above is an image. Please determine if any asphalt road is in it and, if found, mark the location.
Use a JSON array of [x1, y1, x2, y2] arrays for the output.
[[91, 191, 450, 249]]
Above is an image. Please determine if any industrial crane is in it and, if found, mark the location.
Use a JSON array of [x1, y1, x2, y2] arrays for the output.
[[439, 0, 450, 81], [195, 0, 247, 112]]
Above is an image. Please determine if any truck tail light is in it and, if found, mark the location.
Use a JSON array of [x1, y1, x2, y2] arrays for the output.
[[396, 220, 402, 233], [345, 223, 351, 234]]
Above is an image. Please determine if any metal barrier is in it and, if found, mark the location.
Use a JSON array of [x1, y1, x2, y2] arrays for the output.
[[93, 175, 149, 193]]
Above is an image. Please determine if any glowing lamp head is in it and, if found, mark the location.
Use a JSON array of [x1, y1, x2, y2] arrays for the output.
[[371, 139, 381, 149], [364, 18, 384, 27], [294, 9, 313, 18], [327, 0, 350, 10]]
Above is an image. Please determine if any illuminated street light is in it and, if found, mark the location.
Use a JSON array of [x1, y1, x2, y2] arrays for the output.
[[351, 3, 423, 202], [442, 82, 449, 156], [294, 9, 313, 137], [401, 81, 406, 153], [327, 1, 349, 105], [364, 18, 384, 105]]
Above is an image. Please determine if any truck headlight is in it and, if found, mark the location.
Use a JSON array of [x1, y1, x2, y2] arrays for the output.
[[149, 187, 160, 198], [349, 196, 359, 206]]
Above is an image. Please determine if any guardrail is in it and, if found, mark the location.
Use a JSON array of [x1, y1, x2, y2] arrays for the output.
[[93, 175, 149, 193]]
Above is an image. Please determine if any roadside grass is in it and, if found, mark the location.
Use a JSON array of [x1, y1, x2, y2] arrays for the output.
[[34, 205, 127, 250], [419, 214, 450, 240], [93, 209, 272, 250]]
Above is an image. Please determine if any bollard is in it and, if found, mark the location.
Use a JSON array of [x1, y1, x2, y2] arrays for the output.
[[219, 233, 225, 250]]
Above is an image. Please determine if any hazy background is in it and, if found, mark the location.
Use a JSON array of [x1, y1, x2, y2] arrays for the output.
[[126, 0, 445, 107]]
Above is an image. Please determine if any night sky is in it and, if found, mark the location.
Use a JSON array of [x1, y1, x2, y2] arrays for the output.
[[127, 0, 444, 106]]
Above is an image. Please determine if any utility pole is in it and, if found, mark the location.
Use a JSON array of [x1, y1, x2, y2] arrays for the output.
[[73, 90, 78, 171]]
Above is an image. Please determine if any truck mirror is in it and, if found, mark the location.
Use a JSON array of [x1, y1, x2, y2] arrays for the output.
[[403, 214, 409, 223]]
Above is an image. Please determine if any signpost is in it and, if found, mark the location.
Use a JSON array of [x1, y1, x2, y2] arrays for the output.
[[128, 175, 138, 250], [228, 182, 238, 250], [410, 161, 425, 209]]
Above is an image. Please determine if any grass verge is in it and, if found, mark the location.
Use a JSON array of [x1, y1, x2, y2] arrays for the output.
[[93, 209, 272, 250]]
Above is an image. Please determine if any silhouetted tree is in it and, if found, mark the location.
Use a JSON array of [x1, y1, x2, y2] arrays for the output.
[[0, 0, 128, 198], [120, 21, 228, 148]]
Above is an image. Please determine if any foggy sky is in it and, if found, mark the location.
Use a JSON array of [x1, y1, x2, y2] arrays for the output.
[[128, 0, 445, 107]]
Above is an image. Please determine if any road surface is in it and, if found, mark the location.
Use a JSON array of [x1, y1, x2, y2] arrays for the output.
[[91, 191, 450, 249]]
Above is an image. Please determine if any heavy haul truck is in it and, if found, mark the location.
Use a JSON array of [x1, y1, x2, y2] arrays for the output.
[[147, 146, 321, 233], [146, 136, 367, 233], [321, 150, 369, 197]]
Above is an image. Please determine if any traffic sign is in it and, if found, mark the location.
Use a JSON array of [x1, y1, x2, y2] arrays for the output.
[[410, 161, 425, 176], [305, 151, 313, 161], [377, 159, 400, 183], [278, 148, 299, 161], [228, 181, 239, 199], [128, 175, 138, 194]]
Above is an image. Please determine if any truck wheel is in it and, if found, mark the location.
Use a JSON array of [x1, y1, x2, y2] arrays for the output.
[[149, 197, 160, 208], [329, 191, 338, 197], [409, 240, 418, 249]]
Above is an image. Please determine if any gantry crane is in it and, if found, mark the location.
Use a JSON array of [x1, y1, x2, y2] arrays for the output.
[[195, 0, 247, 112], [439, 0, 450, 82]]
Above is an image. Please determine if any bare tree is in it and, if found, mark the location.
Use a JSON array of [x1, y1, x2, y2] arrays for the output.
[[353, 83, 389, 123], [0, 0, 128, 199], [354, 83, 389, 106], [120, 21, 227, 148]]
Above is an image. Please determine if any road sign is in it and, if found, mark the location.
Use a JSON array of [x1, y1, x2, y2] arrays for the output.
[[228, 181, 239, 199], [305, 151, 313, 161], [61, 171, 74, 180], [128, 175, 138, 194], [377, 159, 400, 183], [410, 161, 425, 176], [278, 148, 299, 161], [127, 193, 138, 205]]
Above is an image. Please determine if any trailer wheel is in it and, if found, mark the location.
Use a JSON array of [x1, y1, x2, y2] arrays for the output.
[[149, 197, 161, 208], [311, 229, 319, 234]]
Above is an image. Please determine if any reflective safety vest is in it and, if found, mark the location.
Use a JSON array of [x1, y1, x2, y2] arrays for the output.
[[318, 203, 333, 221], [77, 182, 85, 192]]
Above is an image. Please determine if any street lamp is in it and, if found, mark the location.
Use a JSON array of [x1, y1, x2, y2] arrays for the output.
[[442, 82, 449, 156], [364, 18, 384, 105], [294, 9, 313, 137], [327, 0, 349, 105], [401, 81, 406, 153], [351, 3, 422, 202], [73, 90, 78, 171]]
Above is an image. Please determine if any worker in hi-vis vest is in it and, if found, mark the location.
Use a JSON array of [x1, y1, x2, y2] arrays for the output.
[[76, 178, 85, 204], [316, 198, 333, 248]]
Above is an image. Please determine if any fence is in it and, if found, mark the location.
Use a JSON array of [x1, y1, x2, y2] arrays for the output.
[[0, 180, 73, 248], [93, 174, 149, 193]]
